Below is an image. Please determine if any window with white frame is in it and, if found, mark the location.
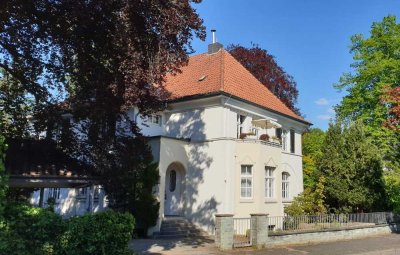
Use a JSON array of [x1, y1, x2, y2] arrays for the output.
[[48, 188, 60, 200], [147, 114, 162, 126], [282, 129, 288, 151], [290, 129, 295, 154], [265, 166, 275, 198], [282, 172, 290, 199], [240, 165, 253, 198]]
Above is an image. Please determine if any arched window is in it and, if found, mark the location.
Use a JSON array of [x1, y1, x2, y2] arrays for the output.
[[169, 170, 176, 192], [282, 172, 290, 199]]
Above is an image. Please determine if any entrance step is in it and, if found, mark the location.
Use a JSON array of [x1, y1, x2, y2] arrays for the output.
[[153, 217, 209, 239]]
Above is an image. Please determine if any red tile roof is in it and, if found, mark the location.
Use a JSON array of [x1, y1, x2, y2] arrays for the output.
[[163, 49, 307, 123]]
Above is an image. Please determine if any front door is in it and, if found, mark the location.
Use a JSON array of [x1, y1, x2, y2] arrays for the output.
[[165, 169, 182, 216]]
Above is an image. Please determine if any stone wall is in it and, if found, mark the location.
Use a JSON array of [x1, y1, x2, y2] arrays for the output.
[[268, 224, 398, 247]]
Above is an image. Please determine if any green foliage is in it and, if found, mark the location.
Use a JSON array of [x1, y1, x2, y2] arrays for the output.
[[0, 204, 134, 255], [384, 168, 400, 214], [0, 135, 7, 217], [302, 128, 325, 189], [60, 211, 134, 255], [335, 15, 400, 172], [285, 176, 327, 216], [318, 121, 386, 213], [0, 203, 65, 255], [102, 137, 159, 235]]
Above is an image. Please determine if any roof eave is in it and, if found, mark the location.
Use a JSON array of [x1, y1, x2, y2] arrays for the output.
[[168, 92, 312, 126]]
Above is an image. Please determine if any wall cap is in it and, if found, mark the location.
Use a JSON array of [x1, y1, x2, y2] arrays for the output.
[[250, 213, 269, 216], [215, 214, 234, 217]]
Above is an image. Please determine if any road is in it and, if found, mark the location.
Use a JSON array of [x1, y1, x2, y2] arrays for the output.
[[130, 233, 400, 255]]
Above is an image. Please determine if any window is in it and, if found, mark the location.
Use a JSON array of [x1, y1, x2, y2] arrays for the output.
[[290, 129, 295, 154], [276, 128, 282, 140], [169, 170, 176, 192], [282, 129, 288, 151], [282, 172, 290, 199], [237, 115, 246, 138], [265, 166, 275, 198], [147, 114, 162, 126], [240, 165, 253, 198], [48, 188, 60, 200], [77, 187, 87, 200], [94, 187, 101, 202]]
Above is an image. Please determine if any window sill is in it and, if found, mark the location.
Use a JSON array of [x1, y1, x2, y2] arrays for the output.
[[282, 199, 293, 203], [239, 199, 254, 203], [264, 199, 278, 203]]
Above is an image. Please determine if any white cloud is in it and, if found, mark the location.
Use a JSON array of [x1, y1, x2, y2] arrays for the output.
[[317, 115, 332, 121], [315, 98, 329, 105]]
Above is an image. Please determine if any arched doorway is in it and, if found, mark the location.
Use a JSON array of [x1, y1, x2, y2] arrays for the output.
[[164, 163, 185, 216]]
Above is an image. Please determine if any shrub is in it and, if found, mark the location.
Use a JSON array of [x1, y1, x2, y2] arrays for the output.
[[0, 203, 65, 255], [60, 210, 135, 255], [259, 134, 269, 141], [0, 135, 7, 217]]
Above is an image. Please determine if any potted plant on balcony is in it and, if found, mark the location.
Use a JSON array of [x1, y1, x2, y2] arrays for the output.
[[240, 133, 247, 139], [271, 136, 281, 143], [259, 134, 270, 141]]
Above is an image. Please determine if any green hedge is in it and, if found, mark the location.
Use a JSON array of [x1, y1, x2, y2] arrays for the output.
[[0, 204, 134, 255], [0, 203, 65, 255], [60, 210, 135, 255]]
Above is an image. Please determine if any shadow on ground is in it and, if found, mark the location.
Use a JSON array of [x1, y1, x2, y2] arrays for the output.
[[130, 236, 216, 254]]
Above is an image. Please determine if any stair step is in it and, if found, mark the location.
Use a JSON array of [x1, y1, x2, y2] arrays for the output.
[[154, 217, 209, 239]]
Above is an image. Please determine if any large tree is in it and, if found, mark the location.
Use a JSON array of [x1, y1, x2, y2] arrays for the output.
[[334, 15, 400, 170], [228, 44, 300, 115], [0, 0, 205, 231], [318, 121, 386, 213], [0, 0, 205, 140], [381, 86, 400, 131], [302, 128, 325, 190]]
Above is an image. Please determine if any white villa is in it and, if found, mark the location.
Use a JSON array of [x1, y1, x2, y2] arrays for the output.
[[138, 42, 311, 234], [29, 41, 310, 235]]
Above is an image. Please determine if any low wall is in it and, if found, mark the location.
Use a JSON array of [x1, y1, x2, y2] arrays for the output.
[[268, 224, 399, 247]]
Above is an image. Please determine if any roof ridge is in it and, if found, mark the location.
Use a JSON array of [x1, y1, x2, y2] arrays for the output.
[[219, 49, 225, 92]]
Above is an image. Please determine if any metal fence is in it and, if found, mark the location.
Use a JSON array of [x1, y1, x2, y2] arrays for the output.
[[268, 212, 394, 234], [233, 218, 251, 247]]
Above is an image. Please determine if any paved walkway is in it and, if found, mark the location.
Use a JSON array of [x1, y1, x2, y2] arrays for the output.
[[130, 233, 400, 255]]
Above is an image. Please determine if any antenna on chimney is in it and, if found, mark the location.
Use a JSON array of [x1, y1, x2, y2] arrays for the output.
[[211, 29, 216, 43]]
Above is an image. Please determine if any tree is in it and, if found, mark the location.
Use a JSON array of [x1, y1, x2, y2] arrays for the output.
[[0, 1, 205, 231], [0, 0, 205, 143], [228, 44, 300, 115], [334, 15, 400, 171], [285, 176, 327, 216], [302, 128, 325, 189], [381, 86, 400, 131], [100, 137, 159, 236], [318, 121, 386, 213]]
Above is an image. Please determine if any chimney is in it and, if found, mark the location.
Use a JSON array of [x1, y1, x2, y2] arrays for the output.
[[208, 29, 223, 54]]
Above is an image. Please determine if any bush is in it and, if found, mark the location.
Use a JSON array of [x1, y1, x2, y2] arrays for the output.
[[0, 135, 7, 217], [60, 210, 135, 255], [0, 203, 66, 255]]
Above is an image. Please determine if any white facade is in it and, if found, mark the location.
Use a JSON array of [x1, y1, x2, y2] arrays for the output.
[[30, 185, 108, 218], [142, 95, 309, 234]]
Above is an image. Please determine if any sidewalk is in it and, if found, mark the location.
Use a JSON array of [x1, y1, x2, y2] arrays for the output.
[[130, 233, 400, 255]]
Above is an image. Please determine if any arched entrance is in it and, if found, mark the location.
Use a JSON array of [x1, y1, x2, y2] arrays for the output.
[[164, 162, 185, 216]]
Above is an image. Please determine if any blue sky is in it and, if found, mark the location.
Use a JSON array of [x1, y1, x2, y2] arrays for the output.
[[190, 0, 400, 130]]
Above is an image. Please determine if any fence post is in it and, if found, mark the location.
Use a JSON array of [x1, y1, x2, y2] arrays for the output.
[[215, 214, 234, 250], [250, 213, 269, 248]]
